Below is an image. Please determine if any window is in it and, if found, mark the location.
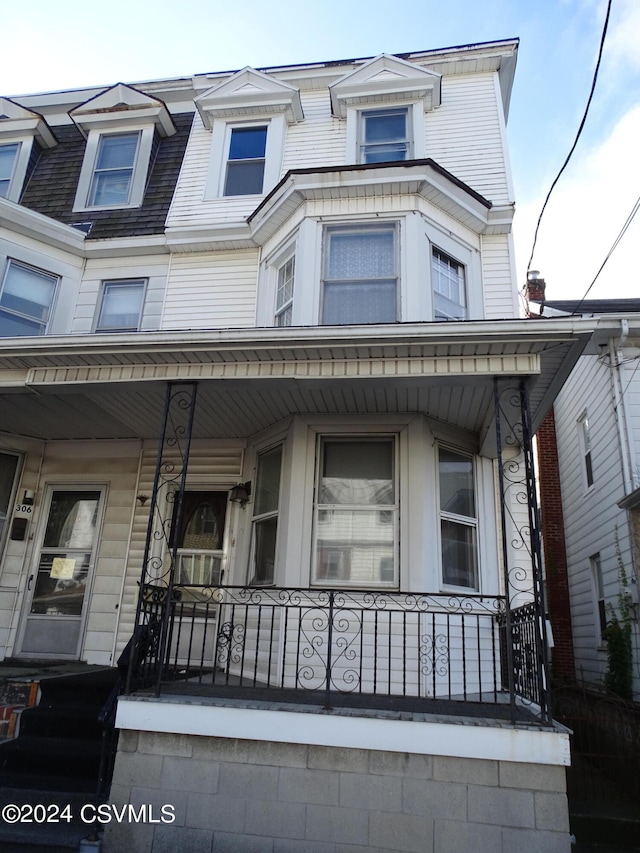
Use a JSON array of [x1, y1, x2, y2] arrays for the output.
[[439, 447, 478, 589], [0, 260, 58, 337], [359, 108, 410, 164], [0, 452, 20, 551], [96, 279, 146, 332], [224, 126, 268, 196], [175, 491, 227, 588], [87, 132, 140, 207], [0, 143, 20, 199], [579, 413, 594, 488], [590, 553, 606, 643], [249, 445, 283, 585], [275, 256, 295, 327], [313, 438, 397, 586], [322, 225, 397, 325], [432, 248, 467, 321]]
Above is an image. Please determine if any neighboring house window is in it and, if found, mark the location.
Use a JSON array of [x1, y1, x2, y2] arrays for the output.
[[322, 225, 397, 325], [439, 447, 478, 589], [88, 132, 140, 207], [0, 260, 58, 337], [590, 553, 607, 643], [175, 491, 227, 587], [313, 437, 397, 587], [0, 143, 20, 198], [359, 108, 410, 164], [432, 248, 467, 321], [275, 256, 295, 327], [95, 279, 146, 332], [249, 444, 283, 585], [224, 126, 268, 196], [0, 452, 20, 551], [578, 413, 594, 488]]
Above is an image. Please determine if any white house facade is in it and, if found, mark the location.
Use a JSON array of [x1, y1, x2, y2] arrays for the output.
[[0, 41, 605, 851]]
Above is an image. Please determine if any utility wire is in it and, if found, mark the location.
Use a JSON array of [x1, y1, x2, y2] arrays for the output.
[[524, 0, 613, 281], [571, 193, 640, 314]]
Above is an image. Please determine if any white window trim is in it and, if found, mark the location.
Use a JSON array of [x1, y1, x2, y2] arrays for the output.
[[73, 126, 154, 212], [205, 114, 286, 200], [0, 139, 34, 203], [346, 102, 425, 165], [93, 278, 148, 333], [0, 258, 60, 337]]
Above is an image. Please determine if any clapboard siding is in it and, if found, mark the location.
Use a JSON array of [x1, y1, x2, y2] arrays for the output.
[[426, 74, 511, 206], [280, 90, 345, 172], [114, 440, 244, 656], [161, 249, 259, 329], [553, 355, 636, 689], [481, 234, 518, 319]]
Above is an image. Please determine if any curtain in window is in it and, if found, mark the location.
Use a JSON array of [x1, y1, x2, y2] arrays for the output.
[[97, 282, 144, 330]]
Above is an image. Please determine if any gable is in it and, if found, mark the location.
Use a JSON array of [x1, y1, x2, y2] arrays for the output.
[[195, 67, 304, 128]]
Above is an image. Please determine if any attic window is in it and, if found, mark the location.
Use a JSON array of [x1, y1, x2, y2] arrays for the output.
[[88, 132, 140, 207]]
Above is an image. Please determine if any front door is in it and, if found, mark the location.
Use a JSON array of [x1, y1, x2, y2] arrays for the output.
[[18, 487, 104, 658]]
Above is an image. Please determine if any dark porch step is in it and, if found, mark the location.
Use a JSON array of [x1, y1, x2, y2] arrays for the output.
[[571, 814, 640, 849], [37, 670, 118, 707], [0, 737, 102, 789], [17, 706, 105, 740]]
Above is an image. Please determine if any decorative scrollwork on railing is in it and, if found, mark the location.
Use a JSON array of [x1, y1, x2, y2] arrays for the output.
[[419, 632, 449, 678]]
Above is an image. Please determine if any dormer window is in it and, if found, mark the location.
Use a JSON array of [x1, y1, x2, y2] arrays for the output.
[[0, 143, 20, 198], [359, 109, 410, 164], [88, 132, 140, 207], [224, 126, 268, 196]]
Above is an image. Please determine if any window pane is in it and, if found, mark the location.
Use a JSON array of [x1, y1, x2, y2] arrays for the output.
[[327, 230, 395, 280], [97, 281, 144, 330], [364, 111, 407, 143], [433, 249, 466, 320], [228, 127, 267, 160], [0, 143, 19, 197], [362, 145, 408, 164], [320, 441, 393, 505], [224, 160, 265, 195], [252, 516, 277, 584], [276, 256, 295, 310], [323, 281, 396, 325], [90, 171, 133, 206], [254, 446, 282, 516], [315, 510, 394, 584], [182, 502, 220, 550], [439, 449, 475, 518], [43, 491, 100, 549], [95, 134, 139, 170], [0, 312, 43, 336], [441, 519, 477, 588], [88, 133, 138, 206]]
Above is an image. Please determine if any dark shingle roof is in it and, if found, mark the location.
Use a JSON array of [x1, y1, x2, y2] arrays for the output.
[[19, 113, 193, 240], [540, 299, 640, 315]]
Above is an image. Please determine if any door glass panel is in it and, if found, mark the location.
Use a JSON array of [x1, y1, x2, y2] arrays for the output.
[[30, 552, 91, 615], [43, 491, 100, 549]]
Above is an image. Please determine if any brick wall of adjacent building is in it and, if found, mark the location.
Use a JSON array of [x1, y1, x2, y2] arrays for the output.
[[537, 407, 576, 682], [103, 731, 571, 853]]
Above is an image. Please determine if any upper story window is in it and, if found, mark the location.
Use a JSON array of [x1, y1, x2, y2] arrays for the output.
[[95, 279, 146, 332], [224, 126, 268, 196], [322, 224, 398, 325], [275, 255, 295, 327], [88, 132, 140, 207], [439, 446, 478, 590], [359, 108, 410, 164], [432, 248, 467, 321], [0, 143, 20, 198], [312, 437, 397, 587], [578, 412, 594, 489], [0, 259, 58, 337]]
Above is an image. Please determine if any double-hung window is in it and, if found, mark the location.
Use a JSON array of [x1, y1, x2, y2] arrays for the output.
[[359, 108, 410, 164], [432, 248, 467, 321], [0, 143, 20, 199], [579, 413, 594, 488], [95, 279, 146, 332], [87, 132, 140, 207], [0, 260, 58, 337], [322, 225, 398, 325], [313, 438, 397, 587], [249, 445, 283, 585], [439, 447, 478, 589], [224, 126, 268, 196], [275, 256, 295, 327]]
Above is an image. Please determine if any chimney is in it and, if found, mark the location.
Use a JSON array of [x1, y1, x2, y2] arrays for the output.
[[526, 270, 546, 303]]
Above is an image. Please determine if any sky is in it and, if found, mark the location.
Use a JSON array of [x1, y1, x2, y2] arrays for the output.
[[1, 0, 638, 304]]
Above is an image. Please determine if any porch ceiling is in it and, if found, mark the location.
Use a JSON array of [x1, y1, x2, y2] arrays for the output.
[[0, 320, 595, 445]]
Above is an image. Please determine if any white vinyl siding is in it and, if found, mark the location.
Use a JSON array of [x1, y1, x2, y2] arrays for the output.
[[481, 234, 518, 320], [162, 250, 258, 329]]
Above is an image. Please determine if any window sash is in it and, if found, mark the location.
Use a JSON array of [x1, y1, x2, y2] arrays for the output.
[[224, 126, 267, 196], [88, 132, 140, 207], [275, 256, 295, 326], [360, 109, 409, 164], [250, 445, 283, 585], [432, 248, 466, 321], [96, 280, 145, 331], [439, 447, 478, 590], [0, 143, 20, 198], [0, 260, 58, 336]]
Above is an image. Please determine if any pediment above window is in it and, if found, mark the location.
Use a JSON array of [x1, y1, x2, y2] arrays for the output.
[[69, 83, 176, 138], [195, 68, 304, 128], [0, 98, 56, 148], [329, 54, 441, 118]]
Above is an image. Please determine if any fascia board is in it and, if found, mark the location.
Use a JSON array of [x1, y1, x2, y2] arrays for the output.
[[0, 198, 85, 254], [82, 234, 168, 258], [0, 116, 57, 148], [70, 104, 176, 138], [164, 222, 254, 252]]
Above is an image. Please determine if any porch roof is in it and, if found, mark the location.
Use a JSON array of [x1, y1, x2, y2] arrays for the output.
[[0, 317, 604, 448]]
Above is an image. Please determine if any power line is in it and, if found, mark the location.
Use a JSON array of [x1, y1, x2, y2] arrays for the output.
[[524, 0, 613, 281], [571, 192, 640, 314]]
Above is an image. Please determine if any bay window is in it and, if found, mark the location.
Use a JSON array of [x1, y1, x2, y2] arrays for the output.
[[313, 437, 397, 587], [249, 444, 283, 585], [0, 260, 58, 337], [275, 255, 295, 327], [439, 447, 478, 589], [322, 225, 398, 325], [432, 248, 467, 321]]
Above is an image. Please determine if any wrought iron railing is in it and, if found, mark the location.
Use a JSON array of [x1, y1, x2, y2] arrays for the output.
[[125, 583, 553, 723]]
